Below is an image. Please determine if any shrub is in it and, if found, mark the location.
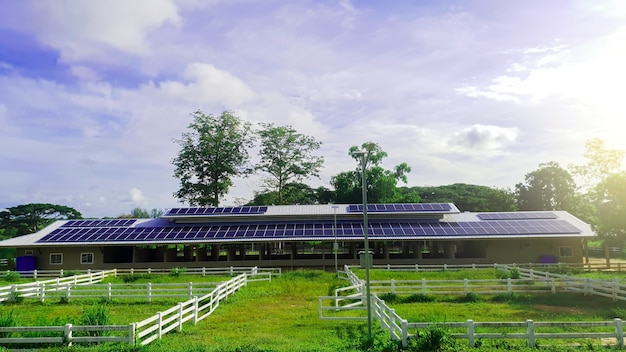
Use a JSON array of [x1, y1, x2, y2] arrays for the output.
[[2, 271, 20, 282], [169, 267, 187, 277], [378, 293, 399, 303], [456, 292, 481, 303], [409, 324, 455, 352], [403, 294, 434, 303], [0, 311, 17, 338], [4, 290, 23, 305], [63, 270, 81, 277], [80, 305, 109, 336], [120, 274, 152, 283]]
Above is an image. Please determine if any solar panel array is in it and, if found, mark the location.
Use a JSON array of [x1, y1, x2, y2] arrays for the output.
[[62, 219, 137, 228], [477, 212, 558, 220], [347, 203, 453, 213], [37, 219, 581, 243], [163, 206, 268, 217]]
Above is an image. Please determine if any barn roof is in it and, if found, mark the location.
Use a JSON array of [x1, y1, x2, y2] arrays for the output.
[[0, 203, 594, 247]]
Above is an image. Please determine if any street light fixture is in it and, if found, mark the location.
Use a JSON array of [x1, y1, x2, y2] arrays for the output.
[[350, 143, 375, 343], [332, 205, 339, 277]]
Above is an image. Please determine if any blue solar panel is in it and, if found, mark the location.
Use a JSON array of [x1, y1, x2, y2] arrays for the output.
[[347, 203, 453, 213], [477, 212, 558, 220], [37, 219, 581, 243], [62, 219, 136, 228], [163, 206, 268, 217]]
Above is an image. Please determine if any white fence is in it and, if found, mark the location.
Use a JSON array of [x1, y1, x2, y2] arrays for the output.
[[320, 265, 626, 348], [0, 270, 115, 302], [9, 266, 281, 279], [0, 268, 276, 348]]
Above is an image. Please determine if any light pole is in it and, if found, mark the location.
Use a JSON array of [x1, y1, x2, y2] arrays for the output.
[[332, 205, 339, 276], [351, 144, 374, 343]]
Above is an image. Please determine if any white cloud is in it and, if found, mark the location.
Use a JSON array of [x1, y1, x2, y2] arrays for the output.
[[158, 63, 256, 107], [130, 188, 147, 205], [18, 0, 181, 62]]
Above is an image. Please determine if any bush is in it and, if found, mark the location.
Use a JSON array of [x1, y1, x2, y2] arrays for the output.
[[456, 292, 481, 303], [408, 325, 455, 352], [63, 270, 81, 277], [0, 311, 17, 338], [496, 267, 521, 280], [2, 271, 20, 282], [378, 293, 399, 303], [403, 294, 434, 303], [169, 267, 187, 277], [80, 305, 109, 336], [120, 274, 152, 283], [4, 290, 23, 305]]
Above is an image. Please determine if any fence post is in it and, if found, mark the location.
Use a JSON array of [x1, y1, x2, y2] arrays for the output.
[[415, 263, 419, 272], [464, 278, 469, 294], [613, 279, 619, 301], [422, 279, 426, 294], [443, 264, 448, 271], [64, 323, 73, 346], [467, 320, 475, 347], [230, 266, 233, 276], [147, 283, 152, 303], [472, 263, 476, 270], [202, 267, 206, 277], [507, 278, 512, 293], [391, 279, 395, 294], [529, 269, 534, 279], [399, 318, 407, 347], [130, 268, 134, 276], [108, 282, 112, 299], [584, 279, 590, 296], [157, 312, 163, 339], [526, 319, 535, 347], [88, 269, 92, 284], [188, 282, 193, 300], [551, 279, 555, 294], [178, 303, 183, 332], [193, 296, 199, 324], [128, 323, 136, 345], [615, 318, 624, 348], [60, 269, 64, 277], [40, 283, 45, 303], [33, 269, 37, 279], [65, 284, 71, 302]]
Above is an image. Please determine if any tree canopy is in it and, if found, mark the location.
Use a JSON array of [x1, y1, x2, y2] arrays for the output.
[[332, 142, 419, 204], [172, 110, 255, 206], [411, 183, 516, 212], [0, 203, 82, 236], [515, 162, 578, 211], [255, 123, 324, 204]]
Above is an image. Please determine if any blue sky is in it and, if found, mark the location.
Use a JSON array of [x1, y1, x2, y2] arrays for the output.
[[1, 0, 625, 218]]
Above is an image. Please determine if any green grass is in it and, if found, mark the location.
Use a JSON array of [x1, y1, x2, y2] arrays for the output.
[[2, 269, 626, 351]]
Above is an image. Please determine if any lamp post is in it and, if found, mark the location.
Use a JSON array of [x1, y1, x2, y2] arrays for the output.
[[351, 144, 374, 343], [332, 205, 339, 276]]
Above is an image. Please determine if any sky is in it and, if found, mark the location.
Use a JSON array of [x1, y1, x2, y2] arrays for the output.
[[1, 0, 625, 218]]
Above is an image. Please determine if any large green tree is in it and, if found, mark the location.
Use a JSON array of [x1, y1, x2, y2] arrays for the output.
[[0, 203, 82, 236], [255, 123, 324, 204], [172, 110, 255, 206], [247, 183, 332, 206], [412, 183, 516, 212], [515, 162, 578, 211], [595, 172, 626, 238], [332, 143, 419, 204], [570, 138, 625, 191]]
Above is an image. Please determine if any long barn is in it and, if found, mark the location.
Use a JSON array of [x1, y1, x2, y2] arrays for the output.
[[0, 203, 594, 271]]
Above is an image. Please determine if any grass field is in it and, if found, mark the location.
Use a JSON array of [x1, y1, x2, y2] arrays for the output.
[[2, 269, 626, 351]]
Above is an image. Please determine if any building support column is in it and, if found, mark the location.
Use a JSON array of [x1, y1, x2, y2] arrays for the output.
[[211, 244, 220, 261], [383, 242, 389, 260]]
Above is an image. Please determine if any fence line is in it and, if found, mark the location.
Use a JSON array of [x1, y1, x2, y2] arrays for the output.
[[320, 265, 626, 348], [9, 266, 281, 279], [0, 270, 275, 348]]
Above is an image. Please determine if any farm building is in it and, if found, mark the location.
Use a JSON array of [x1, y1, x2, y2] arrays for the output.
[[0, 203, 594, 271]]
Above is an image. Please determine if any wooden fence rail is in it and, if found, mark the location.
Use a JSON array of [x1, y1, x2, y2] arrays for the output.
[[9, 266, 281, 279]]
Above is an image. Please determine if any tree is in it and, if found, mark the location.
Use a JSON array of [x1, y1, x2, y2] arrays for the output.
[[515, 162, 578, 211], [570, 138, 625, 190], [255, 123, 324, 204], [332, 143, 419, 204], [247, 183, 327, 205], [595, 172, 626, 238], [172, 110, 255, 206], [0, 203, 82, 236], [412, 183, 516, 212]]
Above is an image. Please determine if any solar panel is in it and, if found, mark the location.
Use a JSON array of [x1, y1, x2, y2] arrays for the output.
[[477, 212, 558, 220], [37, 218, 582, 244], [61, 219, 137, 228], [163, 206, 268, 217], [347, 203, 454, 213]]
